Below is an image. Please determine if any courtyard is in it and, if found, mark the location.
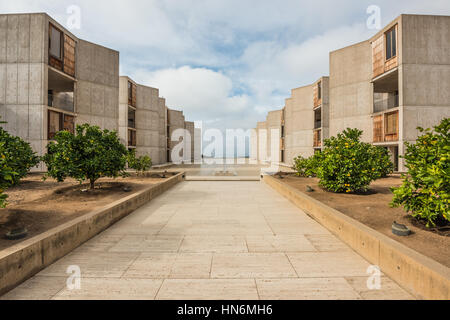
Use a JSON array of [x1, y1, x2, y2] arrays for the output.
[[1, 179, 413, 300]]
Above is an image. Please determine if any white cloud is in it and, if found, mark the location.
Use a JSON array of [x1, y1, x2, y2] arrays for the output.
[[132, 66, 251, 121]]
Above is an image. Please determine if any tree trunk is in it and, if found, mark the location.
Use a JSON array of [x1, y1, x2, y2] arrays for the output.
[[90, 179, 96, 190]]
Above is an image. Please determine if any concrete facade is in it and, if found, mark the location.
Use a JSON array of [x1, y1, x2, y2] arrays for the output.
[[0, 13, 119, 171], [119, 76, 167, 165], [167, 108, 195, 164], [253, 14, 450, 172], [252, 77, 330, 166], [184, 121, 195, 163]]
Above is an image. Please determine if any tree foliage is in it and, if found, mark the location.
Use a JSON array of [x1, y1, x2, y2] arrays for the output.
[[43, 124, 128, 189], [391, 118, 449, 227]]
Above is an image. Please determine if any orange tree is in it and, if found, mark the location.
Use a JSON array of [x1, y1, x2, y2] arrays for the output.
[[391, 118, 449, 227], [43, 124, 128, 190], [0, 125, 39, 207], [314, 128, 393, 193], [127, 149, 152, 175]]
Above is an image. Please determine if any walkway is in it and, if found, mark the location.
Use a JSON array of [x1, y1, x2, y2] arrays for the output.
[[1, 181, 413, 300]]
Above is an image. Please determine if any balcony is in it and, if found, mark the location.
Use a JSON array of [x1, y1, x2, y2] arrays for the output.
[[48, 91, 74, 113], [374, 94, 399, 113]]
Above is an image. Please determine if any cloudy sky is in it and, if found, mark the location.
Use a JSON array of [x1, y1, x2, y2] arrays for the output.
[[2, 0, 450, 155]]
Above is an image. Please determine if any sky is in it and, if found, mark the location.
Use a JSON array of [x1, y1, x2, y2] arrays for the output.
[[1, 0, 450, 156]]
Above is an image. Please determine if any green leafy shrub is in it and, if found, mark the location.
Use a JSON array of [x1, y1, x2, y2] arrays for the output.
[[315, 128, 393, 193], [0, 127, 39, 186], [0, 126, 39, 207], [293, 153, 321, 177], [127, 149, 152, 175], [391, 118, 449, 227], [43, 124, 128, 190]]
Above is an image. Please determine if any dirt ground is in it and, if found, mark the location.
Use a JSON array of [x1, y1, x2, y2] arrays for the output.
[[0, 173, 170, 251], [277, 174, 450, 268]]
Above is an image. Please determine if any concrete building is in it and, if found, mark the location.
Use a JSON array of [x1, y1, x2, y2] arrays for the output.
[[266, 110, 283, 163], [166, 108, 195, 164], [252, 77, 329, 166], [118, 76, 167, 165], [0, 13, 119, 170], [253, 14, 450, 172], [330, 14, 450, 171], [184, 121, 195, 163]]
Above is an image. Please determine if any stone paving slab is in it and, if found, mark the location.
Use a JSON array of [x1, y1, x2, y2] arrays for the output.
[[1, 181, 415, 300]]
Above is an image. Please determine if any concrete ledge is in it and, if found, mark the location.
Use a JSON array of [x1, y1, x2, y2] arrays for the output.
[[0, 172, 185, 296], [263, 175, 450, 300]]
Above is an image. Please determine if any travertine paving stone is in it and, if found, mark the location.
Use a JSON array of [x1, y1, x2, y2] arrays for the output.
[[2, 181, 414, 300], [256, 278, 362, 300], [53, 278, 163, 300], [156, 279, 259, 300]]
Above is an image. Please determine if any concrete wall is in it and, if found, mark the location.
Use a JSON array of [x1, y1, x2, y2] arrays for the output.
[[0, 14, 47, 170], [167, 108, 186, 163], [158, 98, 168, 164], [75, 40, 119, 132], [119, 76, 167, 165], [118, 76, 131, 147], [184, 121, 195, 163], [320, 76, 330, 144], [284, 84, 315, 164], [329, 40, 373, 143], [400, 15, 450, 144], [0, 13, 119, 171]]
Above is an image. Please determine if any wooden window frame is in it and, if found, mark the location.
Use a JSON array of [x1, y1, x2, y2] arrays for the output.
[[48, 110, 75, 140], [49, 23, 64, 63], [384, 111, 399, 136], [385, 26, 397, 61]]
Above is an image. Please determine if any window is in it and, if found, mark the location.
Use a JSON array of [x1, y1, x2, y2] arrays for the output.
[[49, 25, 62, 60], [128, 129, 136, 147], [317, 82, 322, 100], [48, 111, 74, 140], [128, 82, 132, 104], [128, 108, 136, 128], [385, 27, 397, 60], [48, 111, 61, 140], [385, 111, 398, 135]]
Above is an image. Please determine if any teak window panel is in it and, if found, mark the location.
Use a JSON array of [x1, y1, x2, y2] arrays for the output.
[[384, 111, 399, 141], [128, 81, 137, 107], [373, 111, 399, 143], [49, 23, 76, 77], [313, 82, 322, 108], [128, 129, 137, 147], [63, 34, 76, 76], [49, 24, 63, 60], [373, 115, 383, 143], [372, 24, 398, 78], [313, 130, 322, 148]]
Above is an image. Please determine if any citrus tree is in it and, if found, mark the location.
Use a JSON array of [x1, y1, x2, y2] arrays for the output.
[[0, 125, 39, 207], [43, 124, 128, 190], [391, 118, 449, 227], [0, 126, 40, 186], [314, 128, 393, 193], [127, 149, 152, 175]]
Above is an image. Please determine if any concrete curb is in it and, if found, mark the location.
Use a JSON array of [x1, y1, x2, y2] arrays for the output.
[[0, 172, 185, 296], [263, 175, 450, 300]]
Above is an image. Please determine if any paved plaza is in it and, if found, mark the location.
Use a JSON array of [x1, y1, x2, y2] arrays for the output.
[[1, 181, 414, 300]]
